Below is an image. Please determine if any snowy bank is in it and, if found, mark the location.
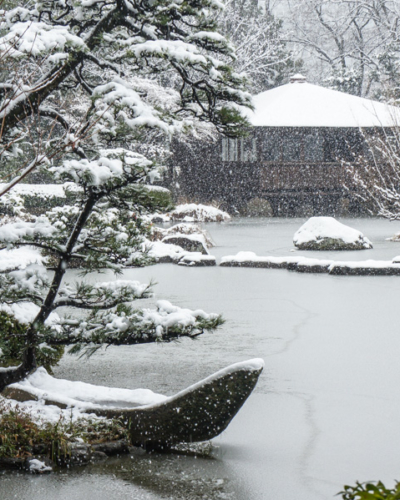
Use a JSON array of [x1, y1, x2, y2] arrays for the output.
[[220, 252, 400, 276], [293, 217, 372, 250]]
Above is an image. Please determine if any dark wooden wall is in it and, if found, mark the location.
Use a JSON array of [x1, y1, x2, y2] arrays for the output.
[[170, 127, 376, 215]]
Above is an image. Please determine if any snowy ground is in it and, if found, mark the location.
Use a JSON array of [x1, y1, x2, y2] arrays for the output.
[[2, 217, 400, 500]]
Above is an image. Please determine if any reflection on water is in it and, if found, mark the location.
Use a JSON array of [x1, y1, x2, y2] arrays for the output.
[[2, 218, 400, 500], [0, 447, 236, 500]]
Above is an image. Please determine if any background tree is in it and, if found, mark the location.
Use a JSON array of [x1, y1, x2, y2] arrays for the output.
[[284, 0, 400, 99], [346, 128, 400, 220], [0, 0, 251, 390], [218, 0, 301, 94]]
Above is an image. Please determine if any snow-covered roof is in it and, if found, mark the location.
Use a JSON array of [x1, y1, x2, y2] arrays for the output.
[[247, 75, 400, 128]]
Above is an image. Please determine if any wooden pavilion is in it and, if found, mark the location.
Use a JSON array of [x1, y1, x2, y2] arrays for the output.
[[171, 75, 400, 215]]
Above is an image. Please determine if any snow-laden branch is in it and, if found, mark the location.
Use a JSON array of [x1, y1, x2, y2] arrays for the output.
[[53, 279, 152, 309], [49, 300, 224, 357]]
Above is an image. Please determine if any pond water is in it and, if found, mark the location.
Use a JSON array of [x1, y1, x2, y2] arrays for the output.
[[2, 217, 400, 500]]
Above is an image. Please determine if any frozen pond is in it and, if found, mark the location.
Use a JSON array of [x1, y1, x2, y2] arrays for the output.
[[2, 217, 400, 499]]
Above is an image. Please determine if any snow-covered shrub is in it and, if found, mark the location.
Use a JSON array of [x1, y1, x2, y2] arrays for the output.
[[0, 191, 25, 218], [0, 312, 64, 374], [346, 129, 400, 220], [169, 204, 231, 222], [0, 399, 128, 462], [142, 186, 174, 214], [338, 480, 400, 500]]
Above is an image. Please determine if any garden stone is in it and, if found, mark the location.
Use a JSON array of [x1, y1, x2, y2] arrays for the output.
[[162, 235, 208, 254], [293, 217, 372, 250]]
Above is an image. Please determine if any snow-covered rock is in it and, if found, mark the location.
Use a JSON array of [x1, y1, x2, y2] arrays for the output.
[[169, 204, 231, 222], [155, 223, 214, 248], [26, 458, 53, 474], [293, 217, 372, 250], [178, 253, 216, 267], [220, 253, 400, 275], [3, 360, 264, 447], [147, 240, 215, 265], [220, 252, 300, 268], [147, 240, 188, 263], [150, 213, 171, 223], [161, 234, 208, 254], [387, 233, 400, 242]]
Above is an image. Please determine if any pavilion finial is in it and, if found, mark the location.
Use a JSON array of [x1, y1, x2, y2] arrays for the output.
[[290, 74, 307, 84]]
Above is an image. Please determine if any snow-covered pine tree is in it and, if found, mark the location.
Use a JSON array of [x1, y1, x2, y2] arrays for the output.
[[0, 0, 251, 390]]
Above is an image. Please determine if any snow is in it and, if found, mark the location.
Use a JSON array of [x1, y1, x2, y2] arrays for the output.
[[190, 31, 227, 42], [0, 21, 86, 58], [0, 183, 79, 197], [28, 459, 53, 473], [169, 204, 231, 222], [9, 367, 167, 410], [53, 299, 220, 343], [0, 217, 59, 243], [0, 394, 103, 424], [92, 280, 149, 298], [55, 151, 152, 187], [92, 78, 175, 137], [159, 223, 214, 248], [147, 240, 215, 265], [293, 217, 372, 249], [0, 301, 60, 327], [0, 247, 44, 271], [147, 240, 188, 262], [221, 252, 300, 266], [246, 80, 400, 128], [150, 205, 231, 224], [143, 184, 170, 193], [132, 40, 209, 67], [387, 233, 400, 242]]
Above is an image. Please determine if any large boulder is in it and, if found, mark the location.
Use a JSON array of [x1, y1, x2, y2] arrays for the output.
[[92, 359, 264, 449], [3, 360, 264, 450], [152, 223, 214, 248], [161, 234, 208, 254], [293, 217, 372, 250]]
